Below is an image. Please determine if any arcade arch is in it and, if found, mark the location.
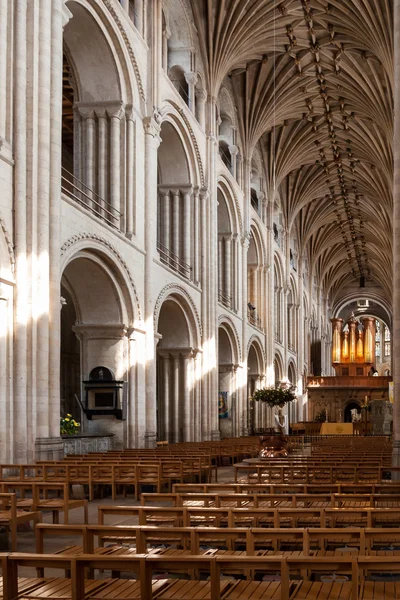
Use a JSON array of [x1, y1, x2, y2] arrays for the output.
[[60, 250, 135, 441], [156, 293, 200, 442], [157, 120, 200, 282]]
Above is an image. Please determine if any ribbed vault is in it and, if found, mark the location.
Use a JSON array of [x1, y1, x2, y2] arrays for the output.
[[191, 0, 393, 309]]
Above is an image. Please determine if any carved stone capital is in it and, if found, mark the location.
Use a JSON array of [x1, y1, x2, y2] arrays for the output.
[[73, 323, 128, 340]]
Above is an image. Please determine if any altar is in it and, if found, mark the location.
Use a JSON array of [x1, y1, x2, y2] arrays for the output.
[[320, 422, 353, 435]]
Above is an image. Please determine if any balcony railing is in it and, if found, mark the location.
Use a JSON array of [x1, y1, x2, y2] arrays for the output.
[[157, 241, 191, 279], [248, 309, 263, 330], [218, 289, 231, 309], [61, 167, 121, 229]]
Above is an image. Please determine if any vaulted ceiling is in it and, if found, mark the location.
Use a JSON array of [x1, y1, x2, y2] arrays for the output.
[[191, 0, 393, 308]]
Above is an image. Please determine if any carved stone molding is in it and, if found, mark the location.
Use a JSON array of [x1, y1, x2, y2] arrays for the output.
[[218, 315, 242, 362], [153, 283, 202, 339], [60, 233, 142, 323], [167, 101, 205, 187], [102, 0, 146, 103]]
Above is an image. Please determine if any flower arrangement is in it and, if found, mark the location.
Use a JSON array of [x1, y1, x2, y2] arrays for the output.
[[315, 408, 327, 423], [361, 399, 371, 412], [252, 385, 296, 407], [60, 414, 80, 435]]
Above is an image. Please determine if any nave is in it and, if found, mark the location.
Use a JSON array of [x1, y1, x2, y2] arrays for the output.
[[1, 436, 400, 599]]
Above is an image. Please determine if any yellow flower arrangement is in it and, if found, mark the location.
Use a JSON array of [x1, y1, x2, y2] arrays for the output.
[[60, 414, 81, 435]]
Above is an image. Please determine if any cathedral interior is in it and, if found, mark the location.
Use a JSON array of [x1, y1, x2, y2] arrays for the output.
[[3, 2, 400, 596], [0, 0, 398, 461]]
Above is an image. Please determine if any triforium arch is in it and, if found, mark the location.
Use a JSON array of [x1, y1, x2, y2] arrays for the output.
[[155, 289, 201, 443], [217, 320, 241, 438], [60, 245, 138, 445], [274, 253, 285, 344], [287, 274, 298, 354], [287, 359, 298, 425], [274, 351, 284, 386], [247, 337, 266, 432], [63, 0, 138, 233], [217, 181, 241, 311], [247, 223, 266, 330], [157, 113, 202, 283]]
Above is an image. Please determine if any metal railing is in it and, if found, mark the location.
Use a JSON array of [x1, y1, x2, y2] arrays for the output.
[[157, 241, 192, 279], [218, 289, 231, 308], [251, 196, 260, 214], [61, 167, 121, 229], [248, 309, 263, 330], [219, 146, 232, 172]]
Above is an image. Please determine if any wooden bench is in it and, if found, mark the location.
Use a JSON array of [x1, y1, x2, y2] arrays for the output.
[[0, 493, 41, 551], [0, 482, 88, 524], [1, 552, 361, 600]]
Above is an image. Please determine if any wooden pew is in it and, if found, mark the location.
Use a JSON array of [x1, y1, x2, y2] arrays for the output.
[[0, 493, 41, 551]]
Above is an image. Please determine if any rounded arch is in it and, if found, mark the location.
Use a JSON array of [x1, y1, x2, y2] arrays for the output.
[[274, 351, 284, 384], [332, 293, 392, 327], [64, 0, 133, 105], [158, 107, 202, 187], [344, 400, 361, 423], [288, 360, 297, 386], [274, 252, 285, 287], [217, 177, 243, 230], [218, 317, 241, 364], [246, 335, 266, 374], [60, 234, 141, 324], [249, 222, 266, 267], [154, 284, 201, 348]]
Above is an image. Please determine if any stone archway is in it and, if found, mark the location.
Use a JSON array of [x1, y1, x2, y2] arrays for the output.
[[248, 341, 266, 433], [217, 326, 239, 438], [345, 401, 361, 424], [61, 251, 133, 447], [156, 296, 199, 442]]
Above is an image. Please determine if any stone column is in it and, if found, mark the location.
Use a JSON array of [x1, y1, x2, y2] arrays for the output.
[[173, 355, 181, 443], [172, 189, 180, 259], [229, 145, 239, 180], [162, 355, 171, 442], [13, 0, 29, 462], [160, 189, 171, 250], [125, 107, 135, 238], [182, 188, 192, 272], [193, 188, 200, 284], [183, 354, 192, 441], [135, 0, 144, 35], [127, 332, 137, 448], [143, 114, 161, 448], [200, 189, 210, 439], [80, 108, 96, 206], [162, 26, 171, 72], [108, 104, 124, 225], [218, 237, 223, 296], [232, 234, 239, 311], [96, 107, 107, 214], [195, 90, 207, 129], [184, 72, 198, 113], [73, 107, 82, 181], [224, 236, 232, 306], [0, 0, 8, 137], [206, 97, 219, 440], [0, 287, 10, 462]]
